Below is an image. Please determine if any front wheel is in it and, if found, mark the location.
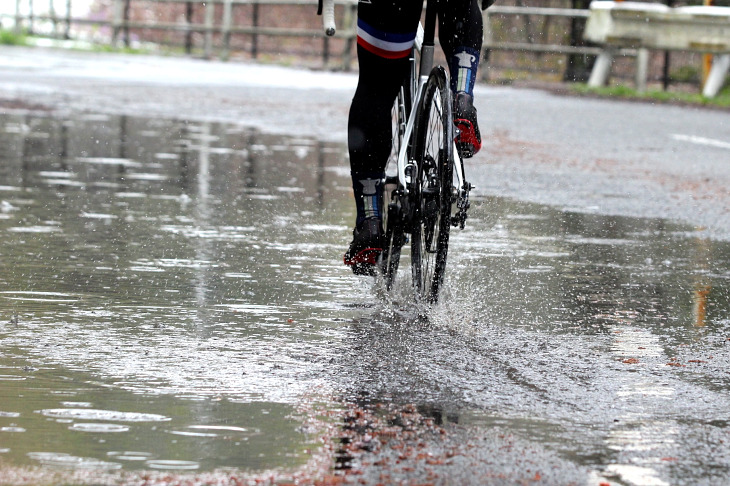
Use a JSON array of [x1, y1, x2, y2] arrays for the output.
[[410, 67, 454, 303], [381, 73, 412, 291]]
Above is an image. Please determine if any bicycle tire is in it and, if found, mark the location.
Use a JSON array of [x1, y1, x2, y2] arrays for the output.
[[381, 67, 413, 291], [410, 66, 454, 303]]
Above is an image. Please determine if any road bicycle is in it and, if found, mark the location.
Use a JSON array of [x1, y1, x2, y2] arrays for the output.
[[320, 0, 473, 303]]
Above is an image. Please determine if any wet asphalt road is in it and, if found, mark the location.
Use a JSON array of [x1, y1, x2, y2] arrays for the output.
[[0, 46, 730, 486], [1, 46, 728, 240]]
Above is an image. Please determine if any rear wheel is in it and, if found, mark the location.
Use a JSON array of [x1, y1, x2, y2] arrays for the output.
[[410, 67, 454, 303]]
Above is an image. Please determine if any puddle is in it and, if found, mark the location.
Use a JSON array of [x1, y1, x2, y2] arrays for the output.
[[0, 112, 356, 475], [1, 110, 729, 484]]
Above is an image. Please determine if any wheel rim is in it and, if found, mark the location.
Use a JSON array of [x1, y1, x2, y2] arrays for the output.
[[411, 69, 452, 303]]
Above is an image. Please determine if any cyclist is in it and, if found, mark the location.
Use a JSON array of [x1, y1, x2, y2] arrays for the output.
[[343, 0, 491, 275]]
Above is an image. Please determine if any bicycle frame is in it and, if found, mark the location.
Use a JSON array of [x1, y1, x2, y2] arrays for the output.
[[395, 1, 469, 211]]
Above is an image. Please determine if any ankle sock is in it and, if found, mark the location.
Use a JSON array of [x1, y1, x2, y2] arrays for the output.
[[351, 171, 384, 226], [449, 46, 480, 97]]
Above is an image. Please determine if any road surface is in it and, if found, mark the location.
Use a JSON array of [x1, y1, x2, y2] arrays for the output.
[[1, 46, 729, 486]]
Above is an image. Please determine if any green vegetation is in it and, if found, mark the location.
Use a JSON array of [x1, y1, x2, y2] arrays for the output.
[[669, 66, 700, 84], [572, 82, 730, 109], [90, 43, 149, 55], [0, 29, 28, 46]]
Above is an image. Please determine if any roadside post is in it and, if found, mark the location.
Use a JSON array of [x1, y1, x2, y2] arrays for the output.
[[703, 0, 716, 89]]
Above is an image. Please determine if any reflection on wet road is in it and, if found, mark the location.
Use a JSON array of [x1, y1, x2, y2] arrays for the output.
[[1, 112, 729, 484], [0, 112, 357, 476]]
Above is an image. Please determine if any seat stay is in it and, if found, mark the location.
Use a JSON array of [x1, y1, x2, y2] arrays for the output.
[[451, 140, 465, 196], [397, 73, 428, 193]]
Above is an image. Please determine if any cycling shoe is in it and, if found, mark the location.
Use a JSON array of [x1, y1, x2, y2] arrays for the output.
[[344, 217, 384, 276]]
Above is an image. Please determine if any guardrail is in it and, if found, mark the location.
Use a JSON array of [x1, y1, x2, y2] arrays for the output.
[[484, 4, 642, 82], [584, 1, 730, 97]]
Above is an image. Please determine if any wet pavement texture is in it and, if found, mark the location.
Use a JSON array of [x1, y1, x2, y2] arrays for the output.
[[0, 109, 729, 485]]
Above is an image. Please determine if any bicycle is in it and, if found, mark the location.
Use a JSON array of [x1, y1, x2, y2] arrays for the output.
[[320, 0, 473, 304]]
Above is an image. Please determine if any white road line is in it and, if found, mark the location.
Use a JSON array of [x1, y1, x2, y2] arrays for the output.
[[672, 134, 730, 150]]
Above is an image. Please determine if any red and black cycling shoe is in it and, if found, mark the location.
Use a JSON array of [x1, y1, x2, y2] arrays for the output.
[[344, 217, 384, 276], [454, 92, 482, 158]]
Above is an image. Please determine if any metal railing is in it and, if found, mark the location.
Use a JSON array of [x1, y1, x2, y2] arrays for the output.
[[3, 0, 359, 67], [3, 1, 602, 74], [108, 0, 358, 64], [485, 5, 600, 56]]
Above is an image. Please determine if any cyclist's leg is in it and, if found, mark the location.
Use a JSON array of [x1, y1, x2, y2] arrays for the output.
[[344, 0, 422, 274], [438, 0, 484, 158]]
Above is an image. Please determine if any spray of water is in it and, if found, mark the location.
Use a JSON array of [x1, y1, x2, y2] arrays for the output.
[[370, 263, 490, 338]]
